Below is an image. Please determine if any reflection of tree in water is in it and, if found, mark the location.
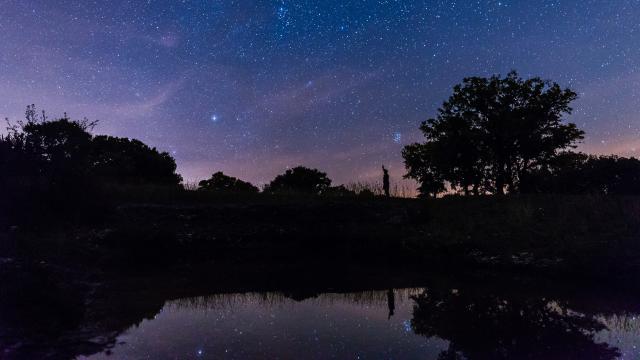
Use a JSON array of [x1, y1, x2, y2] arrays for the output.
[[410, 288, 621, 360], [169, 288, 421, 311], [0, 264, 165, 360]]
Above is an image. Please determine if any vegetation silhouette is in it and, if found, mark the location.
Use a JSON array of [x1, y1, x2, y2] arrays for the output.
[[264, 166, 332, 195], [410, 286, 620, 359], [0, 105, 181, 223], [2, 106, 94, 182], [522, 152, 640, 195], [2, 107, 99, 221], [91, 135, 182, 186], [357, 188, 376, 198], [323, 184, 357, 197], [402, 72, 640, 198], [198, 171, 259, 193], [2, 106, 182, 186], [403, 71, 585, 197]]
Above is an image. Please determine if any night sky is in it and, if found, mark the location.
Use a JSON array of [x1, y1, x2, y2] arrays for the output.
[[1, 1, 639, 187]]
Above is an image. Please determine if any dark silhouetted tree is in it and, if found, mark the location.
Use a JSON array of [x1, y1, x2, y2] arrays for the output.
[[90, 135, 182, 186], [0, 131, 28, 182], [1, 106, 100, 219], [403, 71, 584, 196], [589, 156, 640, 195], [519, 151, 588, 194], [0, 105, 183, 221], [3, 105, 181, 187], [197, 171, 258, 193], [402, 142, 446, 198], [265, 166, 331, 195], [11, 106, 95, 181], [522, 152, 640, 195]]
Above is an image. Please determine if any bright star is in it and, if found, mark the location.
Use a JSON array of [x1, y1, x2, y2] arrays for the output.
[[211, 114, 219, 122]]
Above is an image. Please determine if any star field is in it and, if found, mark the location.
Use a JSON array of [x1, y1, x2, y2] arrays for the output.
[[1, 0, 639, 186]]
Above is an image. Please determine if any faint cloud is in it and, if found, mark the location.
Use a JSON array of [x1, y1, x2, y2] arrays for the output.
[[250, 69, 382, 121], [110, 80, 182, 117], [144, 33, 181, 48]]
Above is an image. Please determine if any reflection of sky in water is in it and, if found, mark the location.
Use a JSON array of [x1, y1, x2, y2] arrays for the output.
[[78, 288, 640, 360], [596, 314, 640, 359], [81, 288, 448, 359]]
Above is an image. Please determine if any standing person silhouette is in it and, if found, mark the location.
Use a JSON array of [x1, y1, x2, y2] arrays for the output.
[[382, 165, 390, 197]]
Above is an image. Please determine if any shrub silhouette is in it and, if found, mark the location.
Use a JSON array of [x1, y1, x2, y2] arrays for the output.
[[198, 171, 258, 193], [1, 105, 181, 188], [265, 166, 331, 195], [323, 185, 356, 197], [1, 108, 100, 220], [0, 105, 182, 221], [522, 152, 640, 195], [91, 135, 182, 186], [357, 188, 375, 198], [5, 110, 94, 181]]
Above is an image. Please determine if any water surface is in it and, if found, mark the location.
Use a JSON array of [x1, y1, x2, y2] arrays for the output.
[[77, 286, 640, 360], [4, 264, 640, 360], [80, 289, 447, 359]]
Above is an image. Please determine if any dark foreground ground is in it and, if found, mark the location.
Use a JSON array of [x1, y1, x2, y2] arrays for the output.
[[1, 194, 640, 359], [5, 193, 640, 275]]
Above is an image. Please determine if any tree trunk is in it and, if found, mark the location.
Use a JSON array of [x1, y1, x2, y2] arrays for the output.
[[495, 167, 505, 195]]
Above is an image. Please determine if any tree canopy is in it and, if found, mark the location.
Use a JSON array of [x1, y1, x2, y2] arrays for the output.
[[198, 171, 258, 193], [265, 166, 332, 195], [1, 105, 182, 187], [2, 107, 95, 182], [90, 135, 182, 185], [403, 71, 584, 196], [521, 152, 640, 195]]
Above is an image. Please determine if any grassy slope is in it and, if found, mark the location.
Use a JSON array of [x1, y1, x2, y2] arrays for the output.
[[417, 195, 640, 272], [5, 192, 640, 275]]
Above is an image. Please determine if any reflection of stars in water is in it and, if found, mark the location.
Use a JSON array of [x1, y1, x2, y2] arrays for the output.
[[393, 132, 402, 144], [403, 319, 412, 332], [196, 348, 204, 356], [277, 5, 287, 20]]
